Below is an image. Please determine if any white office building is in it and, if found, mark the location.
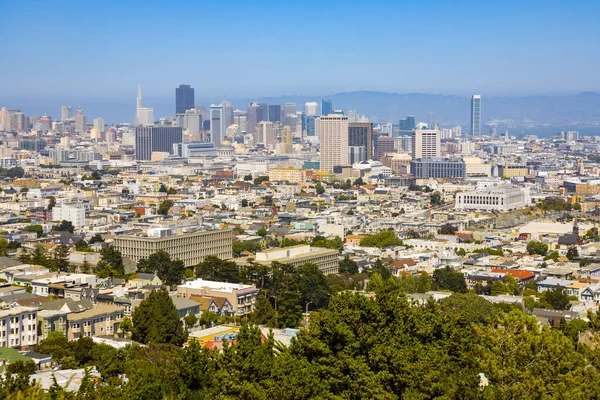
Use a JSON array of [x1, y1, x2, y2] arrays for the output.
[[305, 102, 319, 116], [319, 115, 349, 172], [411, 127, 441, 160], [455, 186, 527, 212]]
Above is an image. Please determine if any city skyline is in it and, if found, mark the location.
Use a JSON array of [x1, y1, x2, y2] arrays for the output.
[[1, 1, 599, 100]]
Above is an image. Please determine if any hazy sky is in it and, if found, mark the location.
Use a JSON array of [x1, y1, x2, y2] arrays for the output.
[[1, 0, 599, 100]]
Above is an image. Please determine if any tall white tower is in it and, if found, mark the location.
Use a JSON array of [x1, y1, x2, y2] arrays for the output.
[[136, 84, 143, 125]]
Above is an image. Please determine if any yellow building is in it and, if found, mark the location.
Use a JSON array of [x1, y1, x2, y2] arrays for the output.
[[268, 167, 307, 183], [498, 165, 529, 178]]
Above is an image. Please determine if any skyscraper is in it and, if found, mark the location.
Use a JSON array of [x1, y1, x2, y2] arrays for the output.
[[268, 105, 281, 123], [210, 104, 225, 145], [93, 118, 105, 133], [411, 127, 441, 160], [221, 101, 234, 128], [348, 122, 373, 161], [471, 95, 481, 138], [183, 108, 203, 138], [136, 84, 143, 125], [74, 107, 86, 132], [321, 100, 332, 116], [305, 102, 319, 116], [257, 121, 276, 148], [319, 115, 349, 172], [246, 103, 259, 136], [284, 103, 297, 117], [176, 84, 195, 115], [61, 106, 73, 121], [374, 136, 395, 161], [135, 126, 183, 160], [399, 116, 415, 135], [137, 108, 154, 126], [280, 125, 293, 154]]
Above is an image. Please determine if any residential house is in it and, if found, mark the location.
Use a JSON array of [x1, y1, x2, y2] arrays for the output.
[[129, 273, 162, 288], [177, 279, 258, 316], [66, 303, 124, 340], [0, 305, 38, 349]]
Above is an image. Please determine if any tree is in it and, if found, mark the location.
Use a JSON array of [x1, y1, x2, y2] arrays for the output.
[[47, 196, 56, 210], [6, 360, 36, 375], [184, 312, 198, 329], [312, 235, 344, 251], [256, 228, 267, 237], [439, 292, 498, 325], [30, 245, 49, 267], [89, 233, 104, 243], [241, 199, 249, 207], [368, 258, 392, 281], [339, 255, 359, 274], [455, 248, 467, 256], [51, 244, 70, 272], [250, 294, 277, 327], [315, 182, 325, 195], [543, 286, 571, 310], [297, 262, 332, 310], [23, 224, 44, 238], [54, 220, 75, 233], [195, 255, 240, 283], [527, 240, 549, 256], [253, 176, 269, 185], [560, 318, 589, 342], [158, 200, 173, 215], [34, 331, 72, 363], [167, 187, 177, 195], [430, 191, 443, 206], [137, 250, 185, 286], [543, 251, 560, 261], [232, 240, 263, 257], [95, 245, 124, 278], [132, 288, 186, 346], [158, 184, 168, 193], [243, 174, 253, 181], [432, 266, 467, 293], [566, 246, 579, 260], [353, 177, 364, 186], [439, 223, 458, 235], [120, 316, 132, 335], [199, 310, 219, 327], [416, 271, 431, 293], [0, 238, 8, 257], [359, 230, 403, 248]]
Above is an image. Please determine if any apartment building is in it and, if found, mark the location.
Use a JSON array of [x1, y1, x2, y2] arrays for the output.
[[0, 306, 38, 348], [253, 244, 339, 275], [67, 303, 124, 340], [177, 279, 258, 316]]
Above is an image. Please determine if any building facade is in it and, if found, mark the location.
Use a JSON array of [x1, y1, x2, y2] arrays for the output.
[[0, 306, 38, 348], [455, 187, 527, 212], [176, 84, 195, 115], [411, 128, 441, 160], [410, 158, 466, 178], [471, 95, 481, 137], [135, 126, 183, 160], [253, 245, 339, 275], [320, 115, 349, 172], [114, 229, 233, 268], [348, 122, 373, 161]]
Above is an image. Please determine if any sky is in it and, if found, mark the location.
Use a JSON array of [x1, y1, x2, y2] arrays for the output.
[[0, 0, 599, 103]]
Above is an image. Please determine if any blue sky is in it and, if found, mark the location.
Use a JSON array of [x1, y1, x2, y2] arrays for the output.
[[1, 0, 599, 101]]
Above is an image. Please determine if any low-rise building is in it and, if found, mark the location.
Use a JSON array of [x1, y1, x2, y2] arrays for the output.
[[0, 305, 38, 348], [177, 279, 258, 316], [66, 303, 124, 340], [455, 186, 528, 212], [252, 244, 339, 275]]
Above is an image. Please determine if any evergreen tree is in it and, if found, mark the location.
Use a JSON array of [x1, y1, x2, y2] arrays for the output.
[[132, 288, 186, 346], [95, 245, 124, 278]]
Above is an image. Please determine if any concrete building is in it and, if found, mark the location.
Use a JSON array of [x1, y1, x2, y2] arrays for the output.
[[411, 127, 440, 159], [52, 204, 86, 227], [61, 106, 73, 122], [172, 141, 216, 158], [210, 104, 225, 145], [305, 102, 319, 116], [348, 122, 373, 162], [137, 107, 154, 126], [464, 157, 491, 177], [135, 126, 183, 161], [177, 279, 258, 316], [320, 115, 349, 172], [268, 167, 307, 183], [93, 118, 105, 133], [455, 186, 527, 212], [411, 158, 466, 179], [279, 125, 293, 154], [253, 245, 339, 275], [74, 107, 86, 132], [471, 95, 482, 137], [114, 229, 233, 268], [498, 164, 529, 178], [0, 306, 38, 348], [374, 135, 395, 161], [257, 121, 276, 148]]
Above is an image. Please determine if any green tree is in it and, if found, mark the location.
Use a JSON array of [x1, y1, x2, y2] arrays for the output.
[[543, 286, 571, 310], [315, 182, 325, 195], [232, 240, 263, 257], [560, 318, 589, 342], [132, 288, 186, 346], [158, 184, 168, 193], [167, 187, 177, 195], [430, 191, 443, 206], [23, 224, 44, 238], [30, 244, 49, 267], [158, 200, 173, 215], [359, 230, 403, 248], [256, 228, 267, 237], [243, 174, 253, 181], [51, 243, 70, 272], [311, 235, 344, 251], [89, 233, 104, 243], [195, 255, 240, 283], [416, 271, 431, 293], [199, 310, 219, 327], [95, 245, 125, 278], [47, 196, 56, 210], [184, 312, 198, 329], [543, 251, 560, 261], [439, 223, 458, 235], [253, 176, 269, 185], [439, 292, 498, 325], [297, 262, 332, 310], [339, 255, 359, 274], [54, 220, 75, 233], [241, 199, 249, 207], [527, 240, 549, 256], [120, 316, 133, 335], [137, 250, 185, 286], [0, 238, 8, 257], [566, 246, 579, 260], [432, 266, 467, 293], [250, 294, 278, 327]]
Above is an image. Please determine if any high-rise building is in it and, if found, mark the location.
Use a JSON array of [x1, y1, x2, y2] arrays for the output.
[[137, 108, 154, 126], [61, 106, 73, 122], [319, 115, 349, 172], [93, 118, 105, 133], [348, 122, 373, 161], [305, 102, 319, 116], [374, 136, 395, 161], [321, 100, 332, 116], [280, 125, 294, 154], [399, 116, 415, 135], [306, 115, 317, 137], [284, 103, 297, 117], [176, 84, 195, 115], [210, 104, 225, 145], [74, 107, 86, 132], [136, 84, 143, 125], [268, 104, 281, 123], [246, 102, 259, 136], [183, 108, 203, 138], [471, 95, 481, 137], [411, 127, 441, 160], [221, 101, 234, 128], [257, 121, 276, 148], [452, 125, 462, 139], [135, 126, 183, 160]]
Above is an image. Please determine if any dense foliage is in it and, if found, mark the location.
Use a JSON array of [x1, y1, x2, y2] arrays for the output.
[[359, 230, 403, 248], [6, 279, 600, 399]]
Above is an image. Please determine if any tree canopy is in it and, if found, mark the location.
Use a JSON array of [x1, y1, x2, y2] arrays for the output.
[[131, 288, 186, 346]]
